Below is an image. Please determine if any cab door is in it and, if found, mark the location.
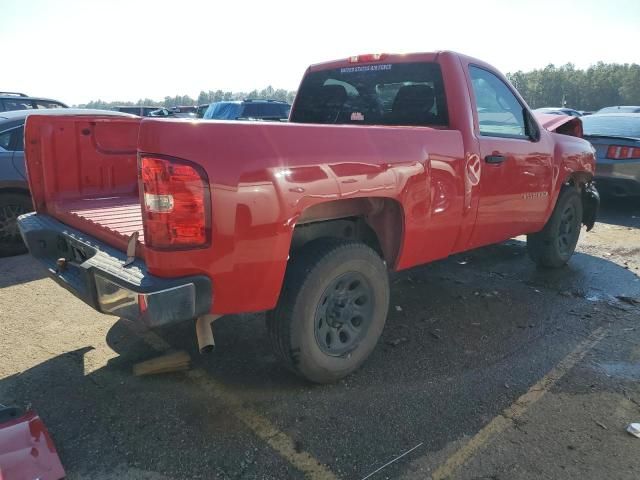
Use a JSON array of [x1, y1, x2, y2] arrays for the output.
[[467, 66, 553, 248]]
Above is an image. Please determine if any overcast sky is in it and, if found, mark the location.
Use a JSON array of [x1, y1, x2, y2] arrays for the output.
[[3, 0, 639, 105]]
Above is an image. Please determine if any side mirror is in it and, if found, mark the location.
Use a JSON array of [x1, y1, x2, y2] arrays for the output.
[[524, 108, 540, 142]]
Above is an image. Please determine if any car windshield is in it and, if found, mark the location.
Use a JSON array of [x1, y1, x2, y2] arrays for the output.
[[582, 115, 640, 139], [291, 61, 448, 126]]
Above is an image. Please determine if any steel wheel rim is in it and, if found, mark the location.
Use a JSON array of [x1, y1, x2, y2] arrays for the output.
[[314, 271, 375, 357], [557, 203, 577, 255], [0, 204, 26, 243]]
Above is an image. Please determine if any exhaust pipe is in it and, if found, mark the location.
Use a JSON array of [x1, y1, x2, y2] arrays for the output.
[[195, 314, 221, 353]]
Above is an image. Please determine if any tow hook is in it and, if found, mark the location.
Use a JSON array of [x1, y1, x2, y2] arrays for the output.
[[56, 257, 67, 273]]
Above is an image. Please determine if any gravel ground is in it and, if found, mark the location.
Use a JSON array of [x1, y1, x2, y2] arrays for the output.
[[0, 197, 639, 480]]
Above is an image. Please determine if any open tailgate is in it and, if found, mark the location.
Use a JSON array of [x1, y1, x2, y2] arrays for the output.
[[24, 114, 145, 254]]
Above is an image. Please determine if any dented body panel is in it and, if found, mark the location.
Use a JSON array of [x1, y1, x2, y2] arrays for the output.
[[19, 51, 596, 318]]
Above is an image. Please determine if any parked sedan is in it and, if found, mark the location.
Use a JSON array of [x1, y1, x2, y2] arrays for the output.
[[582, 113, 640, 197], [0, 91, 67, 112], [596, 106, 640, 114], [0, 109, 134, 256], [533, 107, 582, 117]]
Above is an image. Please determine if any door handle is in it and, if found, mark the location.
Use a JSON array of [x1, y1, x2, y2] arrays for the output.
[[485, 154, 506, 164]]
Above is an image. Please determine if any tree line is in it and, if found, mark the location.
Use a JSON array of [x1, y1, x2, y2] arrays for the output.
[[79, 86, 296, 109], [78, 62, 640, 111], [507, 62, 640, 110]]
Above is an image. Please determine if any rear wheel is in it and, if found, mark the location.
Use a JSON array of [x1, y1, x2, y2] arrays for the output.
[[266, 239, 389, 383], [0, 193, 32, 257], [527, 187, 583, 268]]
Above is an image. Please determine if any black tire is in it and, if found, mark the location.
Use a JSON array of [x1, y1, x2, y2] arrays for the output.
[[266, 239, 390, 383], [527, 187, 583, 268], [0, 193, 32, 257]]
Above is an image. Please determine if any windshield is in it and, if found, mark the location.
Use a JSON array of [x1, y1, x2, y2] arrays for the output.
[[582, 115, 640, 138], [291, 62, 448, 127]]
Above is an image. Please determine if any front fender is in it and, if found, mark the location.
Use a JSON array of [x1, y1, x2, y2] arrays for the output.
[[582, 181, 599, 231]]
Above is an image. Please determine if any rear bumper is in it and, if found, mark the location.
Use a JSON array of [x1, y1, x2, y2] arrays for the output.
[[17, 213, 212, 327], [595, 161, 640, 196]]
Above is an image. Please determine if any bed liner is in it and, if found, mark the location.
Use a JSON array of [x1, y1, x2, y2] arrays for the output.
[[49, 195, 144, 256]]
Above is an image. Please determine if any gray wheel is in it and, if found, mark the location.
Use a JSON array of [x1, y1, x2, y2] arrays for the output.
[[267, 239, 389, 383], [527, 188, 583, 268], [0, 193, 32, 257]]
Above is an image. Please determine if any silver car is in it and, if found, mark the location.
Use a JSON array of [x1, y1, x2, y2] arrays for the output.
[[582, 113, 640, 197], [0, 91, 67, 112]]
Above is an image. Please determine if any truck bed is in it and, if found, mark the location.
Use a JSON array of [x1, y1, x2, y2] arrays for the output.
[[50, 195, 144, 253]]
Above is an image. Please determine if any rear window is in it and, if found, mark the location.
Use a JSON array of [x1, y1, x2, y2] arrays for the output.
[[582, 115, 640, 138], [33, 101, 65, 109], [204, 102, 243, 120], [117, 107, 140, 115], [241, 103, 290, 120], [291, 62, 448, 127]]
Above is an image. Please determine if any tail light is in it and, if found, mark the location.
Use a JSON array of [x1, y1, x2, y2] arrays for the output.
[[348, 53, 384, 63], [139, 155, 211, 249], [606, 145, 640, 159]]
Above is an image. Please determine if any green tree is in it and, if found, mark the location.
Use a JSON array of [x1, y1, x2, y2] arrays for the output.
[[507, 62, 640, 110]]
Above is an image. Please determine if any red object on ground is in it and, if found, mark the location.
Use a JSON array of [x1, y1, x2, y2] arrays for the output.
[[0, 410, 65, 480]]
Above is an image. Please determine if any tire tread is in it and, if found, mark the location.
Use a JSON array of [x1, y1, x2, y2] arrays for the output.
[[527, 187, 582, 268]]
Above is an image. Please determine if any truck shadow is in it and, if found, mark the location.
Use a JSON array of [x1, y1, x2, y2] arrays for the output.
[[140, 238, 640, 391], [1, 242, 638, 479], [597, 196, 640, 228], [0, 253, 47, 288], [0, 322, 280, 478]]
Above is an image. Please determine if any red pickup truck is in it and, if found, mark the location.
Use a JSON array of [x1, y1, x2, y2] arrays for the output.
[[18, 51, 599, 383]]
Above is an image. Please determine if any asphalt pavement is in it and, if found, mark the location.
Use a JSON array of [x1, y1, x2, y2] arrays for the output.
[[1, 198, 639, 480]]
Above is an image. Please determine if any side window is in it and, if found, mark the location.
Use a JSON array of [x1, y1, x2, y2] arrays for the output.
[[12, 126, 24, 151], [0, 130, 11, 150], [469, 66, 526, 138], [1, 99, 34, 111], [0, 126, 23, 151]]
